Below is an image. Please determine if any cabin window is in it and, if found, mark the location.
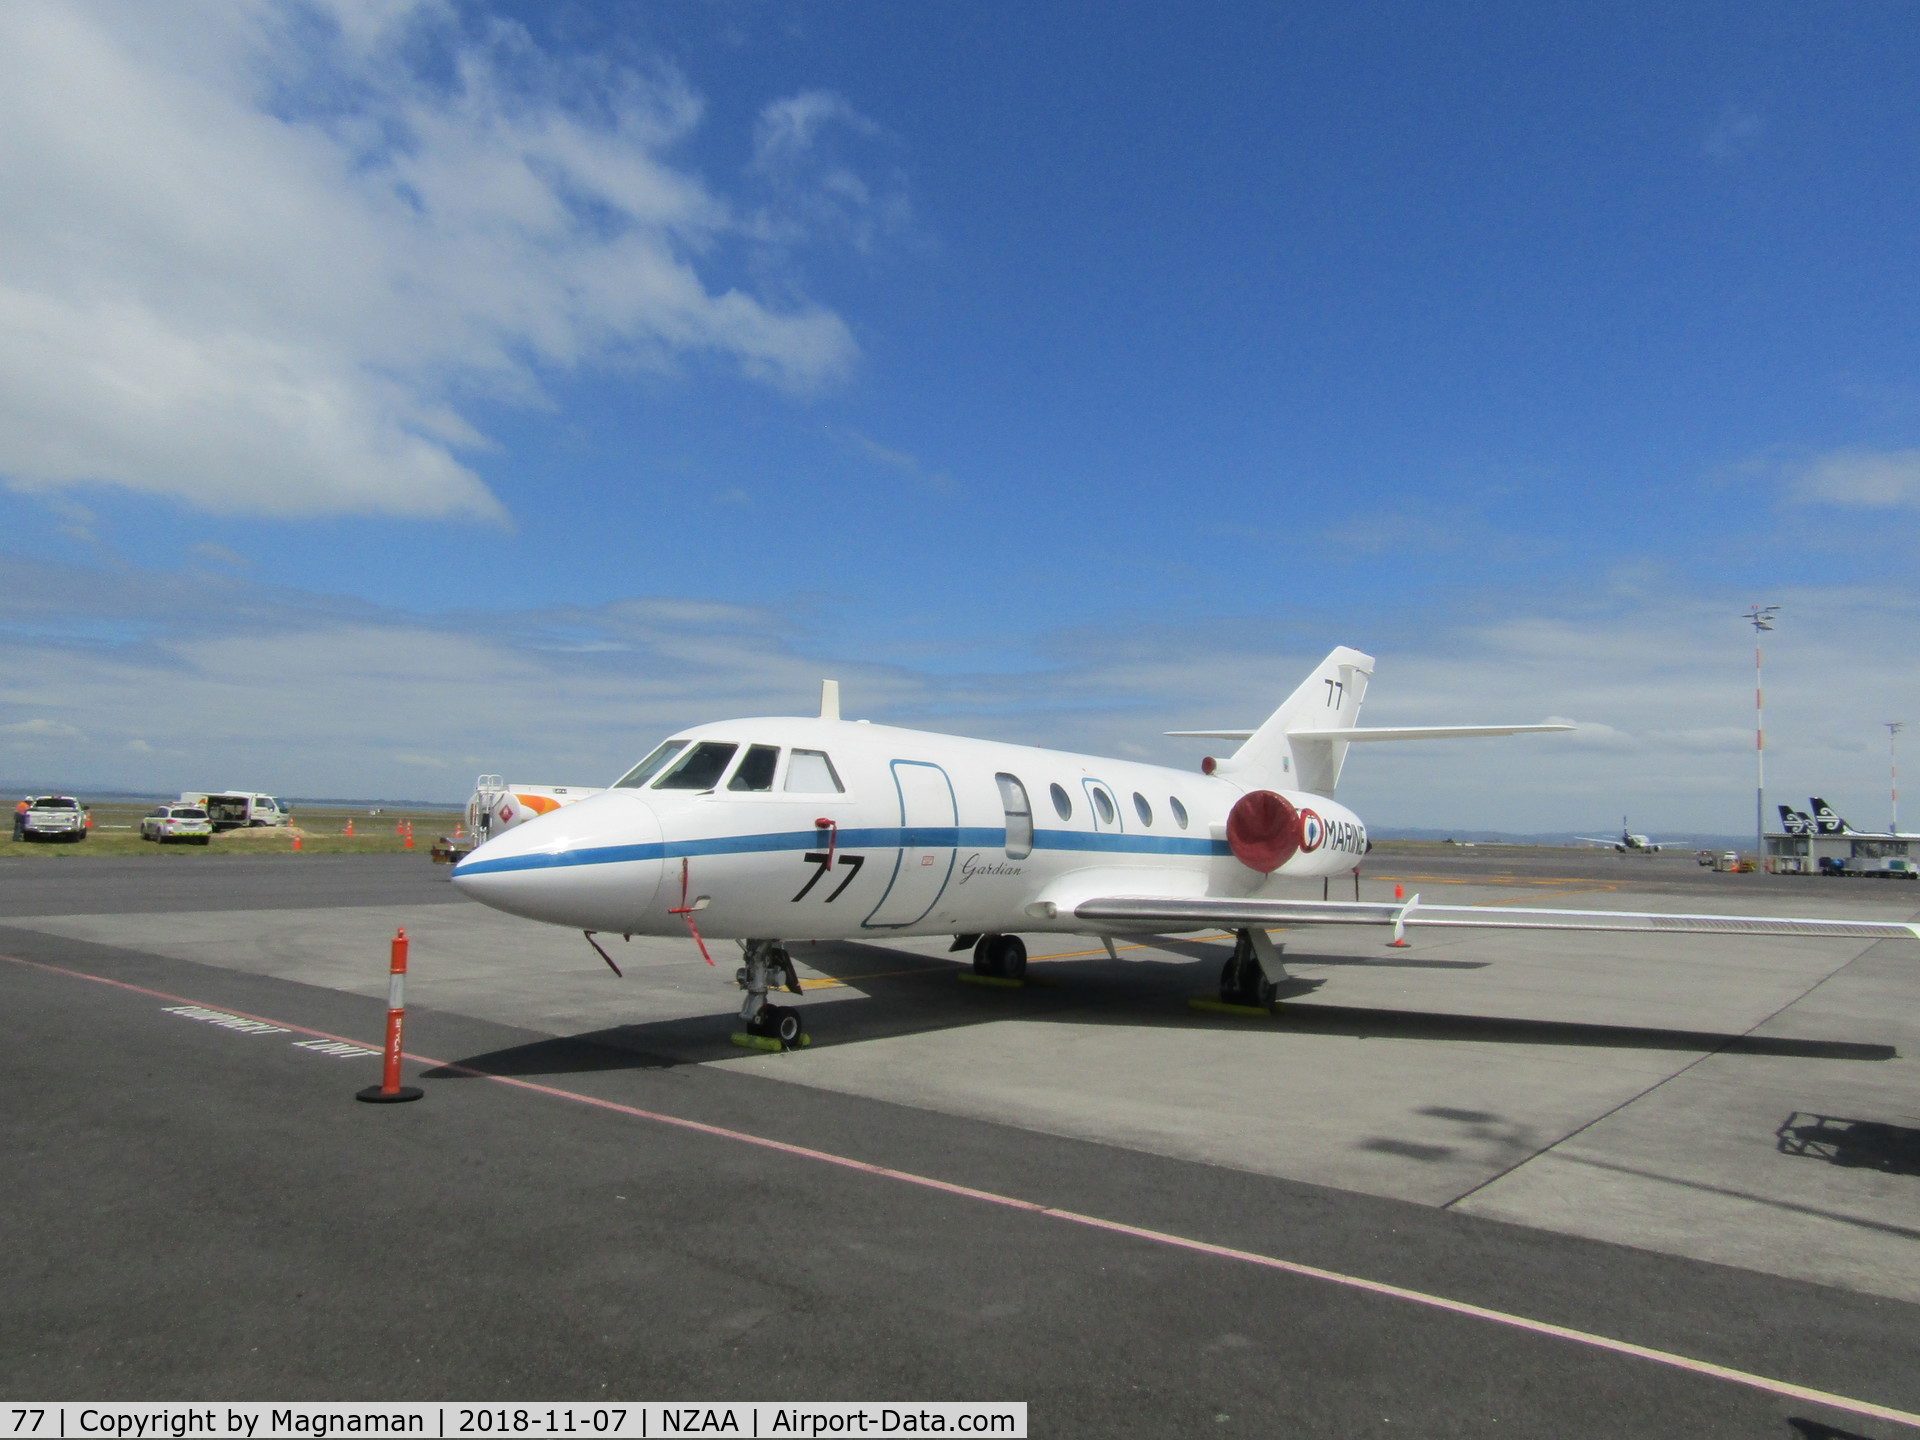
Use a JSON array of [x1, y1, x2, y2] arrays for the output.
[[1169, 796, 1189, 829], [996, 774, 1034, 860], [728, 745, 781, 792], [1049, 783, 1072, 820], [785, 749, 845, 793], [1133, 792, 1153, 827], [653, 741, 738, 791], [613, 740, 687, 789], [1091, 787, 1116, 826]]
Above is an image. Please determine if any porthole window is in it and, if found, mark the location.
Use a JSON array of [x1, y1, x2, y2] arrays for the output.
[[1169, 796, 1189, 830], [1049, 783, 1072, 820], [1133, 792, 1153, 827], [1091, 787, 1116, 826]]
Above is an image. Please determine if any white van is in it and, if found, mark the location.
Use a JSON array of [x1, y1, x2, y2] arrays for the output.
[[193, 792, 293, 831]]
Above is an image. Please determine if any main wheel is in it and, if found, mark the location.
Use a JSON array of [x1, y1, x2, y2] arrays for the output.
[[972, 934, 997, 975], [992, 934, 1028, 981]]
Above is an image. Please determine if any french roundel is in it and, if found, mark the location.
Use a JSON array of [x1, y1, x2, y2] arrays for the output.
[[1299, 808, 1325, 852], [1226, 790, 1303, 874]]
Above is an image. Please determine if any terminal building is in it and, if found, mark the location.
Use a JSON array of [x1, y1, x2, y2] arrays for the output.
[[1765, 799, 1917, 878]]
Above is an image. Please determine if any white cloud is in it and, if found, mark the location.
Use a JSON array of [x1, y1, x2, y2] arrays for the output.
[[2, 558, 1913, 833], [0, 0, 862, 520], [2, 717, 87, 740], [750, 89, 912, 254], [1789, 448, 1920, 509]]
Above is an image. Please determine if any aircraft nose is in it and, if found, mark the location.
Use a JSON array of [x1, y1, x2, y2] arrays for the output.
[[452, 791, 664, 931]]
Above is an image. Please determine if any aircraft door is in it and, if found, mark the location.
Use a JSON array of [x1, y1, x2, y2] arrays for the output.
[[1082, 779, 1124, 834], [864, 761, 959, 928]]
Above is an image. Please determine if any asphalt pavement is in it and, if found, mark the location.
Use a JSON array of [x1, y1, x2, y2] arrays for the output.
[[3, 852, 1917, 1437]]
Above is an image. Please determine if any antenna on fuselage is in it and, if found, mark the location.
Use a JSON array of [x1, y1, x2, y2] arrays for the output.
[[820, 679, 841, 721]]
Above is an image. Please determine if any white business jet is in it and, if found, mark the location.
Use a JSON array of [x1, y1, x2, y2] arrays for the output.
[[452, 647, 1920, 1049]]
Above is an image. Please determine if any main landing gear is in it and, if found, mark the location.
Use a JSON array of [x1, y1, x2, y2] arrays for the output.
[[971, 933, 1028, 981], [737, 939, 808, 1050], [1218, 928, 1285, 1010]]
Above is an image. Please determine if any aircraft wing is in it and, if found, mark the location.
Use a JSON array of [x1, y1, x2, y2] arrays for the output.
[[1053, 894, 1920, 942]]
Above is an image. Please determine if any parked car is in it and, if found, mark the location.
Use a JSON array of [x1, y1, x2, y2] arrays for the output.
[[15, 795, 89, 843], [194, 792, 293, 830], [140, 804, 213, 845]]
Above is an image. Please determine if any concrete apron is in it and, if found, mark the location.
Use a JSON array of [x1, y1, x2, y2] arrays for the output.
[[12, 876, 1920, 1304]]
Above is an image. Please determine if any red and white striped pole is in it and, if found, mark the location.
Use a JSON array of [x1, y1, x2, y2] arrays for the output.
[[356, 927, 423, 1104]]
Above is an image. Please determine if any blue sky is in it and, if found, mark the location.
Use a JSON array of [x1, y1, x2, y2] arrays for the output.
[[3, 0, 1917, 830]]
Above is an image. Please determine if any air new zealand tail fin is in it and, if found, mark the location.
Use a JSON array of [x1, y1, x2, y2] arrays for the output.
[[1809, 798, 1853, 835]]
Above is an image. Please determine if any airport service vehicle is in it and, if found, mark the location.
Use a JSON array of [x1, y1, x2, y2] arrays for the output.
[[454, 648, 1920, 1050], [140, 804, 213, 845], [185, 792, 291, 831], [466, 776, 604, 843], [16, 795, 88, 843]]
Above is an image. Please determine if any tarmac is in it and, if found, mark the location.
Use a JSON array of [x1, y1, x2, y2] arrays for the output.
[[4, 847, 1918, 1436]]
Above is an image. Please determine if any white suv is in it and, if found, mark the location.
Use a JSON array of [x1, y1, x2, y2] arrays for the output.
[[141, 804, 214, 845]]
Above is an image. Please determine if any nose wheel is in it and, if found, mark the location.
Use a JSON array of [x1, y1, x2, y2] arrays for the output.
[[737, 939, 808, 1050]]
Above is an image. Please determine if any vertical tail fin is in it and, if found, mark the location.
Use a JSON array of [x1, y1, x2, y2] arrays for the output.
[[1810, 798, 1852, 835], [1218, 646, 1374, 798]]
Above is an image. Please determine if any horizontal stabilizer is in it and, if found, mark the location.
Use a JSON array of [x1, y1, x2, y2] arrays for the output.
[[1165, 723, 1573, 743], [1063, 894, 1920, 942], [1300, 724, 1572, 742]]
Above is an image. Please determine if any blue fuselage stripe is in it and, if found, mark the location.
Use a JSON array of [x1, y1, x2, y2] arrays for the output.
[[455, 825, 1230, 877]]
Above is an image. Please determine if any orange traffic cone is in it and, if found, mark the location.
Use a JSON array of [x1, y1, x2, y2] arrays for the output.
[[292, 832, 303, 852], [344, 819, 354, 836], [1394, 883, 1404, 900]]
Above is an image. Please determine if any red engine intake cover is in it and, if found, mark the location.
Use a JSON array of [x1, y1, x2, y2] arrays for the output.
[[1226, 790, 1302, 873]]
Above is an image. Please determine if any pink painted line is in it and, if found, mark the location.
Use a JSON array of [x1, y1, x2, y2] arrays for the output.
[[7, 950, 1917, 1430]]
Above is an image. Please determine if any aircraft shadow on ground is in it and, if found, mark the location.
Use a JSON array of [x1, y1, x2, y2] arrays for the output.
[[1777, 1111, 1920, 1176], [1787, 1420, 1879, 1440], [423, 937, 1897, 1081]]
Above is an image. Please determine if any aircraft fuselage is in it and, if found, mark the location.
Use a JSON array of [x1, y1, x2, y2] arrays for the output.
[[452, 715, 1368, 941]]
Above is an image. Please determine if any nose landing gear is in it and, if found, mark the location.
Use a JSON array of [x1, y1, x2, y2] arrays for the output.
[[735, 939, 809, 1050]]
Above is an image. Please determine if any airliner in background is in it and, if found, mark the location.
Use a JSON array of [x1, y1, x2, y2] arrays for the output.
[[453, 648, 1919, 1049], [1577, 821, 1665, 853]]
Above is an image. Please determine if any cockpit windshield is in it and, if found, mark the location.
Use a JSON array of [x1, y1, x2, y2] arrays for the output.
[[727, 745, 780, 792], [784, 750, 843, 793], [613, 740, 688, 789], [653, 741, 738, 791]]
